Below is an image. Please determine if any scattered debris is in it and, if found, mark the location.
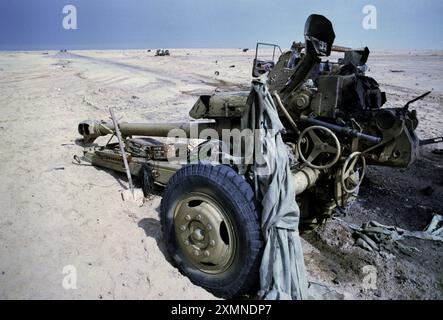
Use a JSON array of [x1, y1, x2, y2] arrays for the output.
[[82, 96, 100, 110], [131, 95, 139, 100], [332, 276, 342, 285], [353, 221, 415, 255], [424, 214, 443, 237], [214, 71, 219, 76], [229, 65, 235, 68], [389, 69, 405, 73], [242, 48, 249, 52], [334, 216, 443, 257], [355, 234, 378, 251], [307, 281, 344, 300]]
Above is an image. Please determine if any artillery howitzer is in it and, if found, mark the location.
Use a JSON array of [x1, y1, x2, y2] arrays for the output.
[[77, 15, 441, 298]]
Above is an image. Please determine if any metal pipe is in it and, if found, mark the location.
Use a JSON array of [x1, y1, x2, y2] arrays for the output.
[[272, 91, 300, 135], [300, 115, 381, 144], [292, 167, 321, 195]]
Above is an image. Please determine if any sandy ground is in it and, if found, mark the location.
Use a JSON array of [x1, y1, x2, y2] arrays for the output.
[[0, 49, 441, 299]]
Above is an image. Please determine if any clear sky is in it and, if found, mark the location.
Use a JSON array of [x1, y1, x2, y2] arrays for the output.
[[0, 0, 442, 50]]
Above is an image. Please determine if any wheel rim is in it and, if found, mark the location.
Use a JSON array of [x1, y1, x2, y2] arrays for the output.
[[173, 192, 236, 274], [341, 151, 366, 194], [297, 125, 341, 169]]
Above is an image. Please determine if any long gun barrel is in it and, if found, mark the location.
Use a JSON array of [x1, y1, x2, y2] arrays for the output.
[[292, 41, 353, 53], [78, 120, 216, 143]]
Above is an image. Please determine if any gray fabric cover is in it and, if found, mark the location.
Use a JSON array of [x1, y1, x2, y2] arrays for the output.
[[241, 78, 308, 300]]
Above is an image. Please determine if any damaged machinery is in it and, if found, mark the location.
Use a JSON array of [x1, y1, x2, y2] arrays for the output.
[[76, 15, 442, 298]]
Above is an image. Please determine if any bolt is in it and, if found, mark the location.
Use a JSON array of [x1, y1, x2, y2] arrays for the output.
[[184, 240, 190, 246], [203, 250, 210, 257], [179, 225, 186, 231], [209, 240, 215, 246], [196, 214, 202, 220], [193, 250, 200, 256], [207, 224, 213, 231], [185, 214, 191, 221]]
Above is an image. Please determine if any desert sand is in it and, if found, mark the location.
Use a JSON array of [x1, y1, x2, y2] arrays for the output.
[[0, 49, 441, 299]]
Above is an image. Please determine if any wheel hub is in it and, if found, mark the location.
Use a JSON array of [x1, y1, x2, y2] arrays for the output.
[[174, 193, 236, 274]]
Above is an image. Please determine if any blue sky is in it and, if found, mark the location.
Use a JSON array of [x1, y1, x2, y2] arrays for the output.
[[0, 0, 442, 50]]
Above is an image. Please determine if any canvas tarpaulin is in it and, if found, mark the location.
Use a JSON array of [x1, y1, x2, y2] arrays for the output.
[[241, 78, 308, 300]]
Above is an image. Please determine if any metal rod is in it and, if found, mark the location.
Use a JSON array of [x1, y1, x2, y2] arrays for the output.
[[300, 115, 381, 144], [403, 91, 431, 112], [109, 108, 134, 198], [272, 91, 300, 135], [293, 41, 353, 53], [419, 136, 443, 146]]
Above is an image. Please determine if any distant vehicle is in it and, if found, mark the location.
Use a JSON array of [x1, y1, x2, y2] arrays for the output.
[[155, 49, 170, 56]]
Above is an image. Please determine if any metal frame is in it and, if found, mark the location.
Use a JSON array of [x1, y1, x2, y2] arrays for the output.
[[254, 42, 283, 62]]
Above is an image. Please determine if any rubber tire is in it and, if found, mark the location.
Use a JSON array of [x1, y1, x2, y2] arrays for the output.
[[160, 164, 263, 299]]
